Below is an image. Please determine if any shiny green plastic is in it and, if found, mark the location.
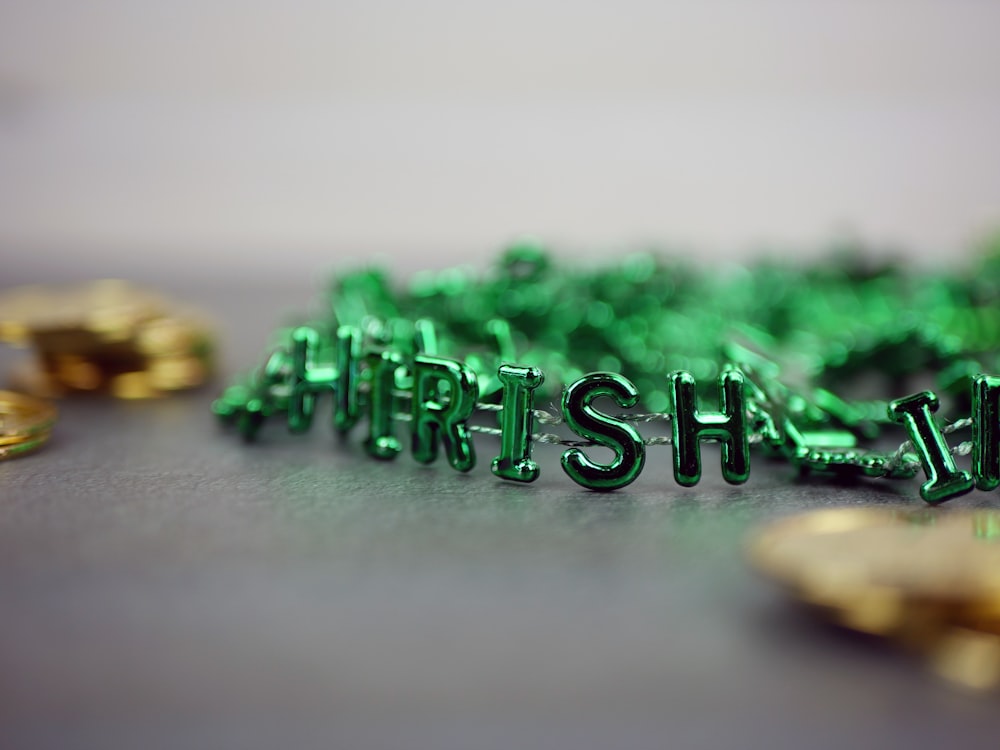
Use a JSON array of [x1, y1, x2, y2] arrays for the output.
[[491, 363, 544, 483], [889, 391, 974, 504], [560, 372, 645, 491], [237, 396, 270, 441], [972, 374, 1000, 491], [333, 325, 362, 434], [464, 319, 517, 398], [231, 347, 294, 440], [411, 355, 478, 472], [413, 318, 440, 355], [668, 370, 749, 486], [287, 326, 335, 433], [797, 430, 858, 450], [780, 418, 916, 479], [364, 349, 404, 460], [216, 240, 1000, 501]]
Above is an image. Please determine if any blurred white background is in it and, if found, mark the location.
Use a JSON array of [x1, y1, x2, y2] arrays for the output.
[[1, 0, 999, 282]]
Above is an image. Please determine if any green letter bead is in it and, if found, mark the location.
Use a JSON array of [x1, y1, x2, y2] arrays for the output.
[[237, 395, 271, 441], [413, 318, 440, 355], [411, 355, 478, 472], [364, 349, 404, 460], [560, 372, 645, 491], [972, 374, 1000, 491], [491, 364, 544, 483], [668, 370, 749, 486], [287, 326, 337, 433], [233, 348, 291, 440], [889, 391, 974, 504], [333, 325, 362, 434]]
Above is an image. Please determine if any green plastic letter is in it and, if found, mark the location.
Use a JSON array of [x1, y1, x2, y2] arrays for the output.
[[889, 391, 974, 504], [491, 364, 544, 483], [668, 370, 749, 486], [287, 326, 336, 433], [560, 372, 645, 491], [365, 349, 404, 460], [333, 325, 362, 434], [411, 355, 478, 472], [973, 374, 1000, 491]]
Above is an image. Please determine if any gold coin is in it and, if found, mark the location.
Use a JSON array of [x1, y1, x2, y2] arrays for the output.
[[51, 354, 104, 390], [746, 508, 1000, 635], [146, 356, 208, 390], [110, 371, 160, 400], [0, 280, 166, 343], [927, 627, 1000, 691], [0, 429, 46, 447], [0, 428, 52, 461], [0, 390, 58, 440], [2, 282, 214, 399], [0, 389, 55, 461], [135, 316, 211, 357]]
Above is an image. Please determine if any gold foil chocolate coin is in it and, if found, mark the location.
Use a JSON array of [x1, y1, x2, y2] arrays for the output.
[[0, 390, 56, 460], [0, 281, 213, 399], [748, 508, 1000, 614], [747, 507, 1000, 690]]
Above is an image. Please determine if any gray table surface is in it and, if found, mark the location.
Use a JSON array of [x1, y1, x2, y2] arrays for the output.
[[2, 282, 999, 749]]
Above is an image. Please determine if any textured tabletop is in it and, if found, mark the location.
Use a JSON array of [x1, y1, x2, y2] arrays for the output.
[[2, 283, 999, 750]]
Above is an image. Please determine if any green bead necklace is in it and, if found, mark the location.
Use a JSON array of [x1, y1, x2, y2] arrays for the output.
[[213, 241, 1000, 504]]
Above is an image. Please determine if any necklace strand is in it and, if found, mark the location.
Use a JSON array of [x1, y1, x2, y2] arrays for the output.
[[213, 241, 1000, 502]]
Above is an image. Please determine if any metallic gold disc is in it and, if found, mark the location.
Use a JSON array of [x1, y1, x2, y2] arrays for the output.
[[1, 281, 213, 399], [0, 429, 52, 461], [927, 627, 1000, 691], [0, 280, 166, 344], [146, 355, 209, 390], [135, 315, 212, 358], [0, 390, 58, 440], [110, 372, 160, 400], [747, 507, 1000, 635]]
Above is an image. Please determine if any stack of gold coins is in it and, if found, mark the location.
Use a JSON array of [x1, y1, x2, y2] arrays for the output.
[[747, 508, 1000, 691], [0, 390, 57, 460], [0, 280, 213, 399]]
